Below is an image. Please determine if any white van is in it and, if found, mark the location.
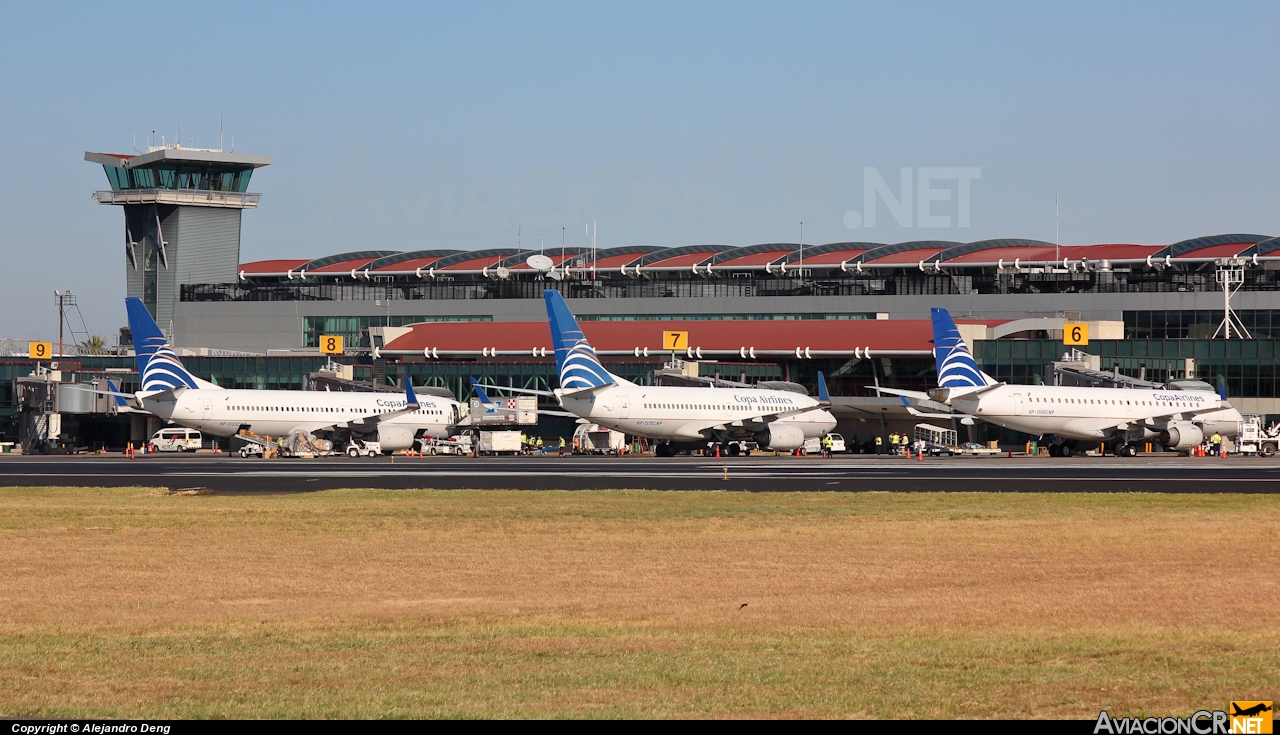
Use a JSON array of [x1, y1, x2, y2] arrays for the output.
[[804, 433, 847, 454], [150, 427, 202, 452]]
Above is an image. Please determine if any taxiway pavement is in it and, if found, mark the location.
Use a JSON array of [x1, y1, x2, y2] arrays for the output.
[[0, 453, 1274, 493]]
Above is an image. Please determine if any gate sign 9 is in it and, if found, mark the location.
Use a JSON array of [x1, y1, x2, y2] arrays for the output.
[[1063, 323, 1089, 346], [319, 335, 344, 354], [29, 341, 52, 359]]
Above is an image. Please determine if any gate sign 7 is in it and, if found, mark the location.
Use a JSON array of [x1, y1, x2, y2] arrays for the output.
[[319, 335, 344, 354], [29, 341, 52, 359], [1063, 323, 1089, 346], [662, 331, 688, 351]]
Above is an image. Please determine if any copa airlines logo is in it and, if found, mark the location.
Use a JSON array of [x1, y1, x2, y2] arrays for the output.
[[937, 341, 988, 388], [139, 337, 200, 391], [559, 338, 611, 389]]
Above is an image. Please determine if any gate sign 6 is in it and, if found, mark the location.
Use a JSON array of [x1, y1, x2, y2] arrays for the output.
[[29, 341, 52, 359], [319, 335, 344, 354], [1063, 323, 1089, 346]]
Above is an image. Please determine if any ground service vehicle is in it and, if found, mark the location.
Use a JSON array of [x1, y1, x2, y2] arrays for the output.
[[1237, 416, 1278, 456], [150, 427, 202, 452], [574, 424, 626, 454], [479, 430, 521, 456], [913, 424, 958, 455], [347, 439, 383, 457], [420, 436, 472, 455]]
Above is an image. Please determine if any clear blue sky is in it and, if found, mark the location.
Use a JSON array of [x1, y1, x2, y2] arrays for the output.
[[2, 1, 1277, 340]]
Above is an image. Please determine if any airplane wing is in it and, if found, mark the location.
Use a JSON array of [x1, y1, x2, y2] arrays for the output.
[[469, 378, 578, 417], [867, 386, 932, 401], [471, 381, 555, 398], [341, 378, 421, 432], [897, 396, 974, 420]]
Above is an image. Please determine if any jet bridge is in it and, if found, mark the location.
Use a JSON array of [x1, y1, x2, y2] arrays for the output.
[[1047, 348, 1193, 390]]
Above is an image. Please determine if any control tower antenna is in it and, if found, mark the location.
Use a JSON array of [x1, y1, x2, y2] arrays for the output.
[[220, 109, 224, 152], [1055, 194, 1060, 262]]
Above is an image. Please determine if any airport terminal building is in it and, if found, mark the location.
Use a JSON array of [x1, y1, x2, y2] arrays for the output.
[[5, 144, 1280, 450]]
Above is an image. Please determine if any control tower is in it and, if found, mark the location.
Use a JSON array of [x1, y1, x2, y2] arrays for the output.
[[86, 143, 271, 333]]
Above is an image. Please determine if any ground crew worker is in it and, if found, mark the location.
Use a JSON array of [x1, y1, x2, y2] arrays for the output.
[[536, 436, 544, 453], [821, 433, 832, 458], [521, 432, 529, 455], [558, 436, 566, 457], [875, 435, 883, 455], [1212, 432, 1222, 456]]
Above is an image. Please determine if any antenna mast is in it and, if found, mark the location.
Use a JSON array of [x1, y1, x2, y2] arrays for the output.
[[1055, 194, 1060, 263]]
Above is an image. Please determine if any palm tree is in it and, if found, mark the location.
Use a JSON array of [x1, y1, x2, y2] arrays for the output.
[[79, 335, 108, 355]]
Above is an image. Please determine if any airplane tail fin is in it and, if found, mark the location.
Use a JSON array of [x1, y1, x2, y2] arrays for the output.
[[126, 298, 204, 391], [816, 371, 831, 406], [931, 308, 991, 388], [543, 290, 615, 390]]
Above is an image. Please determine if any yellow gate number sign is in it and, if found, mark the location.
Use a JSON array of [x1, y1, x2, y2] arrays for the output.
[[29, 341, 52, 359], [1063, 323, 1089, 345], [662, 331, 688, 351], [319, 335, 344, 354]]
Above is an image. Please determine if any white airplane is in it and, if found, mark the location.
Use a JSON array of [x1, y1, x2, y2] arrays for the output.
[[473, 290, 837, 456], [878, 308, 1243, 457], [117, 297, 464, 452]]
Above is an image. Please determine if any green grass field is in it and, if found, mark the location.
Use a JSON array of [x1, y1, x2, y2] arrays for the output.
[[0, 488, 1276, 718]]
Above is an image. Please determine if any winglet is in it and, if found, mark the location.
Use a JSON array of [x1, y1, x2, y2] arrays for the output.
[[816, 371, 831, 405], [404, 377, 419, 408], [899, 395, 912, 409], [469, 377, 494, 405], [107, 379, 128, 408]]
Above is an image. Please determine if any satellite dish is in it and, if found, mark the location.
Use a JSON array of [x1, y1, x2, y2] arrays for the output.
[[495, 266, 511, 280], [526, 254, 554, 271]]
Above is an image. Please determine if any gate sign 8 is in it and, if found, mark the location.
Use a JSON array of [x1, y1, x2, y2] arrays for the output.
[[319, 335, 344, 354], [29, 341, 52, 359], [1063, 323, 1089, 346]]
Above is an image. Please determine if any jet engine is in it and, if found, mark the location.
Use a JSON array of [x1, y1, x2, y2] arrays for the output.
[[1158, 423, 1204, 451], [374, 425, 418, 452], [757, 422, 805, 451]]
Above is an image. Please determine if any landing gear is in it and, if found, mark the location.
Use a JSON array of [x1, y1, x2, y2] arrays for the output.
[[725, 443, 741, 457], [1119, 443, 1139, 457], [655, 442, 675, 458], [1048, 444, 1062, 457]]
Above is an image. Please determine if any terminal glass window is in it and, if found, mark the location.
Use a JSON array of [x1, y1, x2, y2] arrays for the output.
[[101, 165, 253, 192]]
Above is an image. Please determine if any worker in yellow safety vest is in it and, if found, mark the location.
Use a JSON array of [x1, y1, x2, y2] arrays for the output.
[[821, 434, 832, 458]]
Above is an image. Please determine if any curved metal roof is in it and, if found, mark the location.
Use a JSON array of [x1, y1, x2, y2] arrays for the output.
[[707, 242, 799, 267], [1168, 234, 1271, 258], [365, 249, 463, 271], [1254, 237, 1280, 257], [303, 250, 400, 272], [429, 248, 519, 270], [780, 242, 883, 265], [634, 244, 733, 267], [937, 239, 1055, 262], [853, 241, 963, 265]]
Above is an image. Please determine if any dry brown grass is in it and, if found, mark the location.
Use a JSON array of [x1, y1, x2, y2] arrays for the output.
[[0, 488, 1276, 718]]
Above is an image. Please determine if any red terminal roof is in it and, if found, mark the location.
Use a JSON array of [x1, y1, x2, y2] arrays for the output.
[[371, 256, 453, 273], [240, 259, 309, 275], [308, 256, 384, 274], [435, 254, 508, 271], [791, 248, 871, 265], [383, 318, 1003, 354], [863, 247, 949, 265], [713, 249, 796, 267]]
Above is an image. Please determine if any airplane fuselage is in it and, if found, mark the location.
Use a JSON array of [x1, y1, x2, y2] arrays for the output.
[[558, 381, 836, 443], [952, 385, 1241, 441], [140, 387, 462, 440]]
